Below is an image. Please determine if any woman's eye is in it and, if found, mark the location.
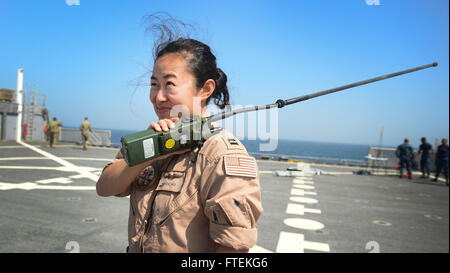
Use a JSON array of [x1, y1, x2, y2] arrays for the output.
[[166, 81, 175, 86], [151, 82, 157, 87]]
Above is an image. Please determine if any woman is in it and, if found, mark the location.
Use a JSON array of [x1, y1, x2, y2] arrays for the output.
[[96, 30, 263, 253]]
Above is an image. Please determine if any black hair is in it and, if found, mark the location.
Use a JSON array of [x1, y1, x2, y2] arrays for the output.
[[145, 13, 230, 109]]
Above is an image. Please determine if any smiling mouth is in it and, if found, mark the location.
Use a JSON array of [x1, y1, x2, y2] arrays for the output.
[[157, 106, 171, 114]]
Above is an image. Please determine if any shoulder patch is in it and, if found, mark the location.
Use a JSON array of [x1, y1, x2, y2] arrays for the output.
[[224, 155, 257, 178], [221, 136, 245, 150]]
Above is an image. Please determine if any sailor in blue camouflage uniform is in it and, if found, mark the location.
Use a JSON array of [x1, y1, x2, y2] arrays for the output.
[[432, 138, 449, 186], [395, 138, 414, 179], [418, 137, 433, 178]]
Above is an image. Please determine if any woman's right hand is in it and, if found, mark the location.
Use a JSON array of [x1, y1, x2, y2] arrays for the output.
[[149, 116, 191, 158], [150, 117, 179, 132]]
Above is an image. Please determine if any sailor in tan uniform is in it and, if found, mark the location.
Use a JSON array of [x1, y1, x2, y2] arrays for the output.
[[80, 117, 92, 150], [48, 117, 63, 148], [97, 35, 263, 253]]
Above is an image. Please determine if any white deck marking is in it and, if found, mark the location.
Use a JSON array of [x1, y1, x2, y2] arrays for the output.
[[286, 203, 321, 215], [292, 184, 315, 190], [275, 177, 331, 253], [294, 176, 313, 179], [0, 157, 112, 162], [276, 231, 330, 253], [16, 141, 99, 182], [0, 182, 95, 191], [0, 166, 64, 170], [284, 218, 325, 230], [35, 177, 74, 184], [0, 144, 119, 150], [289, 196, 318, 204], [290, 188, 317, 196], [293, 179, 314, 184], [258, 171, 274, 174], [60, 157, 112, 161], [0, 157, 48, 160], [0, 166, 102, 172], [249, 245, 273, 253]]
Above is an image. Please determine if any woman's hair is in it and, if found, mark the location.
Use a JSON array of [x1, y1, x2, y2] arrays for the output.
[[145, 13, 230, 109]]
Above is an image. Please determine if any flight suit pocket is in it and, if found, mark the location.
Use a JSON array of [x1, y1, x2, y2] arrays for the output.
[[205, 204, 232, 226], [217, 196, 252, 229]]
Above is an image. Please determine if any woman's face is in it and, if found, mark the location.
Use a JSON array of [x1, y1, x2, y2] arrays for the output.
[[150, 53, 200, 120]]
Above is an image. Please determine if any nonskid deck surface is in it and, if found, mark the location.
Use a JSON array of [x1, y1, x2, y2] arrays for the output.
[[0, 141, 448, 253]]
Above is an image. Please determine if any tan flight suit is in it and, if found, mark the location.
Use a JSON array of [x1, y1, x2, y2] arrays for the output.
[[102, 129, 263, 253], [48, 120, 62, 148], [80, 120, 92, 150]]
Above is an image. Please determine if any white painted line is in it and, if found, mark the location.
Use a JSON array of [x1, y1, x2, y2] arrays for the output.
[[286, 203, 321, 215], [276, 231, 330, 253], [293, 179, 314, 184], [292, 185, 317, 193], [249, 245, 273, 253], [276, 231, 305, 253], [61, 157, 112, 161], [0, 166, 103, 172], [14, 141, 99, 182], [284, 218, 325, 230], [303, 240, 331, 253], [292, 184, 315, 190], [333, 172, 354, 175], [290, 188, 317, 196], [289, 196, 318, 204], [0, 157, 112, 162], [0, 182, 95, 191], [35, 177, 74, 185], [294, 176, 313, 179], [0, 157, 48, 161], [0, 166, 64, 170], [69, 174, 87, 179], [55, 145, 119, 150]]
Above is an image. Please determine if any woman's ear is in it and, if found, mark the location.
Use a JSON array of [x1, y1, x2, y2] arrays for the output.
[[199, 79, 215, 101]]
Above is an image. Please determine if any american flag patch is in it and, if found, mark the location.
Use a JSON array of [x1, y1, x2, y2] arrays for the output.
[[224, 155, 257, 178]]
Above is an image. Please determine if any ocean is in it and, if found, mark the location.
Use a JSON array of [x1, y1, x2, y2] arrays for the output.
[[109, 129, 370, 165]]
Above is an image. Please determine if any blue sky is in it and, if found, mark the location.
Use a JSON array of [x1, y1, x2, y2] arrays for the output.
[[0, 0, 448, 147]]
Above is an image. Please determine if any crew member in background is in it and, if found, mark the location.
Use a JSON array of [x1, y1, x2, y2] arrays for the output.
[[432, 138, 449, 186], [48, 117, 63, 148], [418, 137, 433, 178], [43, 122, 50, 143], [396, 138, 414, 179], [80, 117, 92, 150]]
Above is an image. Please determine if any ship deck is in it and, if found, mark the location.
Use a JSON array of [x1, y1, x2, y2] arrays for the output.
[[0, 141, 448, 253]]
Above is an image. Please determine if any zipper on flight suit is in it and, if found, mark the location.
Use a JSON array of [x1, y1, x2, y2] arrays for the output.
[[139, 157, 174, 253], [156, 150, 201, 227], [156, 190, 198, 227], [139, 150, 199, 252]]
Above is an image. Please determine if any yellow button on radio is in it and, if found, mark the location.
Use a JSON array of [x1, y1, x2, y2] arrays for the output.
[[165, 139, 175, 149]]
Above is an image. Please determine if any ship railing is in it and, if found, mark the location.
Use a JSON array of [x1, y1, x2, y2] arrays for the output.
[[249, 151, 366, 166]]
